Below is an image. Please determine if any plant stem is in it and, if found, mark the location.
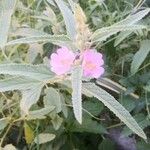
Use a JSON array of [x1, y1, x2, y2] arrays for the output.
[[145, 90, 150, 119], [107, 122, 124, 129], [0, 123, 13, 147]]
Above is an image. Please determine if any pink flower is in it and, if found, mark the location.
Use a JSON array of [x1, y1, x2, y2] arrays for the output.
[[50, 47, 75, 75], [82, 49, 104, 78]]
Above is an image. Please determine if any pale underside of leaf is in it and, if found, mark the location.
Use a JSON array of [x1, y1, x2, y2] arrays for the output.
[[116, 8, 150, 26], [91, 8, 150, 43], [114, 31, 133, 47], [20, 83, 43, 115], [71, 66, 83, 124], [0, 63, 54, 81], [54, 0, 76, 39], [144, 84, 150, 92], [34, 133, 55, 144], [6, 35, 72, 47], [0, 0, 16, 48], [0, 77, 42, 92], [82, 83, 147, 140], [91, 25, 146, 42], [26, 106, 55, 120], [0, 118, 10, 131], [96, 77, 139, 99], [11, 27, 49, 37], [131, 40, 150, 74], [44, 87, 62, 113]]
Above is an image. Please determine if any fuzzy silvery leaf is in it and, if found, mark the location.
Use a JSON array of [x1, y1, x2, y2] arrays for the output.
[[20, 83, 43, 115], [34, 133, 55, 144], [82, 83, 147, 140], [26, 106, 55, 120], [0, 0, 16, 48], [54, 0, 76, 39], [0, 64, 54, 81], [0, 77, 42, 92], [71, 65, 83, 124], [91, 8, 150, 42], [6, 35, 72, 47], [44, 87, 62, 113], [131, 40, 150, 74]]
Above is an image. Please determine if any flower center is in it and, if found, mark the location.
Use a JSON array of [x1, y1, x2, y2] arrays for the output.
[[61, 59, 70, 65], [85, 61, 96, 71]]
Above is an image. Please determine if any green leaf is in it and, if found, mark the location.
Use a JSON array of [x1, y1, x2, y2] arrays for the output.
[[83, 99, 104, 116], [116, 8, 150, 26], [26, 106, 55, 120], [91, 8, 150, 42], [20, 84, 43, 114], [137, 141, 150, 150], [144, 84, 150, 92], [24, 122, 34, 144], [70, 116, 106, 134], [34, 133, 55, 144], [0, 64, 53, 81], [47, 0, 56, 6], [0, 0, 16, 48], [54, 0, 76, 39], [71, 66, 83, 124], [60, 94, 68, 118], [114, 31, 132, 46], [98, 139, 115, 150], [42, 6, 57, 24], [11, 28, 49, 37], [91, 25, 146, 42], [121, 96, 135, 112], [44, 87, 62, 113], [0, 118, 9, 131], [27, 43, 43, 63], [0, 77, 42, 92], [6, 35, 72, 47], [51, 114, 63, 130], [131, 40, 150, 74], [82, 83, 147, 140]]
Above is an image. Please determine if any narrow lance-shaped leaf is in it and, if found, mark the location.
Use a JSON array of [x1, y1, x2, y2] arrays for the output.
[[91, 25, 146, 42], [67, 0, 76, 11], [71, 65, 83, 124], [6, 35, 72, 47], [0, 0, 16, 48], [114, 31, 133, 47], [11, 28, 49, 37], [131, 40, 150, 74], [116, 8, 150, 26], [0, 77, 42, 92], [96, 77, 139, 99], [0, 64, 54, 81], [82, 83, 147, 140], [47, 0, 56, 7], [91, 8, 150, 42], [54, 0, 76, 39]]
